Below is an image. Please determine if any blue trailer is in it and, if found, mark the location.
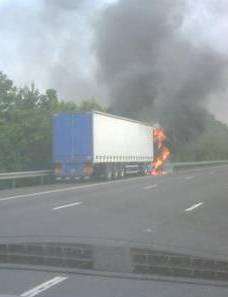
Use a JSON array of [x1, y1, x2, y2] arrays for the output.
[[53, 111, 154, 180]]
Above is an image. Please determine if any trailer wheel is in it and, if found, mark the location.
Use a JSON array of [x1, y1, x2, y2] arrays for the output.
[[140, 167, 148, 176], [113, 169, 119, 179], [105, 168, 113, 180], [119, 169, 125, 178]]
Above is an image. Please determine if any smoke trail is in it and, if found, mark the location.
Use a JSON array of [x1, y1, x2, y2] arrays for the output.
[[95, 0, 228, 148]]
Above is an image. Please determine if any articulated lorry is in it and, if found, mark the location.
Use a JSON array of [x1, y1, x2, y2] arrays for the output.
[[53, 111, 154, 180]]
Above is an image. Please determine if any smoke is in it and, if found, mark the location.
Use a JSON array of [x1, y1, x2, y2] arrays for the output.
[[45, 0, 84, 11], [95, 0, 228, 148], [1, 0, 228, 147], [0, 0, 102, 101]]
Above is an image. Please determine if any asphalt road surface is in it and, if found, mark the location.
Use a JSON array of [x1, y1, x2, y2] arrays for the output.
[[2, 268, 228, 297], [1, 165, 228, 295]]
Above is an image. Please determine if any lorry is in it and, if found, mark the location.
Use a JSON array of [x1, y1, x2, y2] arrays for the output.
[[53, 111, 154, 180]]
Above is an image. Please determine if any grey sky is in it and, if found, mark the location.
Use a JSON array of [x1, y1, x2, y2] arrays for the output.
[[181, 0, 228, 123], [0, 0, 228, 123], [0, 0, 116, 103]]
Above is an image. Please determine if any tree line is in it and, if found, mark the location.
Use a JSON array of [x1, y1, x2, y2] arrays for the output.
[[0, 72, 105, 172], [174, 113, 228, 162], [1, 71, 228, 172]]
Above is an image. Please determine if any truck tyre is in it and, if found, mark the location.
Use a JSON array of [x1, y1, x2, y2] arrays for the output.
[[119, 168, 125, 178], [113, 169, 119, 179], [105, 168, 112, 180]]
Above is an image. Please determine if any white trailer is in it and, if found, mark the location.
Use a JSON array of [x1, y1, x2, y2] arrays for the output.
[[53, 111, 154, 180], [93, 112, 154, 163]]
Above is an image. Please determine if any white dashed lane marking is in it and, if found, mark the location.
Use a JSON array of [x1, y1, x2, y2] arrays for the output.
[[53, 201, 82, 210], [20, 276, 68, 297], [144, 184, 158, 190], [185, 202, 204, 213], [185, 176, 195, 180]]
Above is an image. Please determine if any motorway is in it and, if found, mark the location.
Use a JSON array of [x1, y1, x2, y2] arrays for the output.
[[1, 165, 228, 295]]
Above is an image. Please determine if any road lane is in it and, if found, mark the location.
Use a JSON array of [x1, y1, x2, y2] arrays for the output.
[[41, 274, 228, 297], [2, 268, 228, 297], [0, 163, 222, 202], [0, 269, 59, 296], [0, 165, 228, 258], [0, 176, 154, 202], [20, 275, 68, 297], [184, 175, 195, 180]]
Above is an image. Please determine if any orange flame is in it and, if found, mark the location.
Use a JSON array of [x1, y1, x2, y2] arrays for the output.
[[151, 128, 170, 176]]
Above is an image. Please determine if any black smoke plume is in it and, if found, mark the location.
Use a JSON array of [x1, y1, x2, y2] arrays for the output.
[[95, 0, 228, 149]]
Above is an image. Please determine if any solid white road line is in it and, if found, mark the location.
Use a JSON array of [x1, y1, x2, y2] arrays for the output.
[[20, 276, 68, 297], [53, 201, 82, 210], [185, 202, 204, 212], [0, 176, 151, 202], [144, 184, 158, 190], [185, 176, 195, 180]]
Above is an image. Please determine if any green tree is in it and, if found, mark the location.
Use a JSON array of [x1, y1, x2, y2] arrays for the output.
[[0, 72, 106, 171], [174, 115, 228, 162]]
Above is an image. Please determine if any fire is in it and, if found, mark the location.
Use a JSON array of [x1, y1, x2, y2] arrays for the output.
[[151, 127, 170, 176]]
